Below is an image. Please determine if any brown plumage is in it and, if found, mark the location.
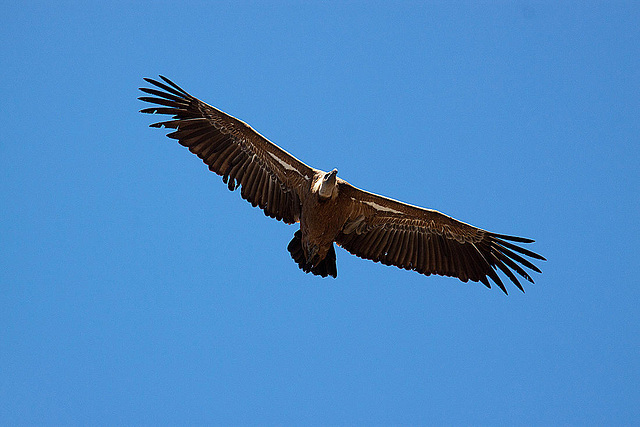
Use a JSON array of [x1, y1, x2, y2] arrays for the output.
[[139, 76, 545, 294]]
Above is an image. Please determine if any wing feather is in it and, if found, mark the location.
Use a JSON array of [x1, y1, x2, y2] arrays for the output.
[[336, 182, 545, 294], [139, 76, 315, 224]]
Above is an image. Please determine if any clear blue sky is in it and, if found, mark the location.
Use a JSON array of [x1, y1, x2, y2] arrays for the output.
[[1, 1, 638, 424]]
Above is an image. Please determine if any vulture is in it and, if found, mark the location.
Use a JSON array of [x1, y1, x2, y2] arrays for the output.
[[139, 76, 545, 294]]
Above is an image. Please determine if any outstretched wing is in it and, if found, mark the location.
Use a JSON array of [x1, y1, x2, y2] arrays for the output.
[[139, 76, 315, 224], [336, 182, 545, 294]]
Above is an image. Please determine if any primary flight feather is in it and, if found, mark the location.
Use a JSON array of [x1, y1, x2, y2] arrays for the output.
[[139, 76, 545, 294]]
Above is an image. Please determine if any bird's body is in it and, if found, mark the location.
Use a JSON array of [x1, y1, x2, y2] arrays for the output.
[[301, 173, 343, 266], [140, 76, 545, 294]]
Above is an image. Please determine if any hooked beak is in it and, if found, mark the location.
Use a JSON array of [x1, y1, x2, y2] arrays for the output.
[[323, 169, 338, 183]]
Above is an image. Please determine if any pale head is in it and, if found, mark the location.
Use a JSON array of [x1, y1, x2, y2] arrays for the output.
[[317, 168, 338, 200]]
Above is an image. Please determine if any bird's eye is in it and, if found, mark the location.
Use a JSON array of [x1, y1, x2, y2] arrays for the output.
[[324, 175, 329, 181]]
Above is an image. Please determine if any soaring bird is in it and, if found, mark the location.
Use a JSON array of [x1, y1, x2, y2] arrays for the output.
[[139, 76, 545, 294]]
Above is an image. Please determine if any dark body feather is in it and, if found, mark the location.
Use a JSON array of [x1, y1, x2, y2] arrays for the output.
[[140, 76, 545, 294]]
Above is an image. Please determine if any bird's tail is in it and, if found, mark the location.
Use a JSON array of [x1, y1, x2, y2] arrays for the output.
[[287, 230, 337, 278]]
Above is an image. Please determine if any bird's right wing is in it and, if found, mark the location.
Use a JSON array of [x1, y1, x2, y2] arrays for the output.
[[139, 76, 316, 224], [336, 182, 545, 294]]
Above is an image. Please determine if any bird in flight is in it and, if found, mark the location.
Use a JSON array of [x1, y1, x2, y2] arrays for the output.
[[139, 76, 545, 294]]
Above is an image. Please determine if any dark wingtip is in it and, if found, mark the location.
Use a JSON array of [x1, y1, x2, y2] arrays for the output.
[[158, 75, 188, 94], [489, 232, 535, 244], [141, 75, 190, 99], [490, 269, 508, 295], [159, 75, 172, 84]]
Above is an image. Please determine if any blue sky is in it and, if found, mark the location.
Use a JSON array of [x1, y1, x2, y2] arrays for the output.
[[1, 1, 638, 424]]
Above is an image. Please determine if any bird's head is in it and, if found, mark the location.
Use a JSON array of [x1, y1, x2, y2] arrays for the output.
[[318, 168, 338, 200]]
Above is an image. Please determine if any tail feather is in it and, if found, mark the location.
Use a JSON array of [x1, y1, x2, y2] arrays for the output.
[[287, 230, 337, 278]]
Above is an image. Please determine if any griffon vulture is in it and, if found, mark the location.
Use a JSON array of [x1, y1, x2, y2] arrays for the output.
[[139, 76, 545, 294]]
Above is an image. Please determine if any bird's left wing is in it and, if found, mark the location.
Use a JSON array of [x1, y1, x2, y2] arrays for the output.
[[336, 181, 545, 294], [139, 76, 315, 224]]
